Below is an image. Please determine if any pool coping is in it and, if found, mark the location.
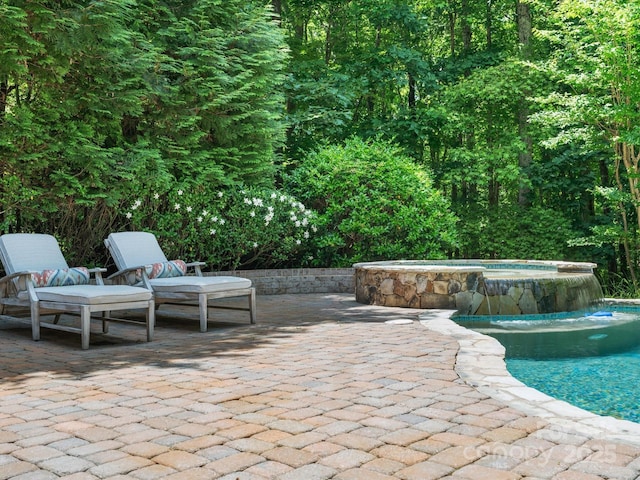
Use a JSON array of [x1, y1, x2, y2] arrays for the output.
[[419, 308, 640, 447], [353, 258, 598, 272]]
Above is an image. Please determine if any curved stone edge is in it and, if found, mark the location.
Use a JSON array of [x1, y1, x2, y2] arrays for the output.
[[419, 309, 640, 447], [354, 259, 597, 273]]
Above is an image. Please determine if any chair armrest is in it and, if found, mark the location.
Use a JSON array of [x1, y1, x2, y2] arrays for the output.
[[107, 265, 146, 280], [186, 261, 206, 276], [0, 270, 35, 284], [186, 262, 206, 267], [88, 267, 108, 285], [0, 270, 36, 298], [107, 265, 153, 289]]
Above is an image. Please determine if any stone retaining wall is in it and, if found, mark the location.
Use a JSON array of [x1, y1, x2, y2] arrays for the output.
[[354, 267, 474, 309], [207, 268, 355, 295]]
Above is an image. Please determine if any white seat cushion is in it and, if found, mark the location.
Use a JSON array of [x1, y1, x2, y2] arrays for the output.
[[149, 276, 252, 294], [19, 285, 153, 305]]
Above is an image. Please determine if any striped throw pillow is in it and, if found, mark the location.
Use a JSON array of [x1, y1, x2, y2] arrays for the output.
[[136, 260, 187, 282], [31, 267, 91, 287]]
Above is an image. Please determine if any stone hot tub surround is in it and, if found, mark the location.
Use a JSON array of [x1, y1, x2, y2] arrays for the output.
[[354, 260, 604, 314]]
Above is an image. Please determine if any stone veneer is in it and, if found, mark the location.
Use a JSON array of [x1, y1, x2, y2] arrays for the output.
[[354, 264, 476, 309], [354, 260, 603, 314], [208, 268, 355, 295]]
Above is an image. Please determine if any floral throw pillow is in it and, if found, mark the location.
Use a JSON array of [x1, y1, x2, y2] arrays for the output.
[[31, 267, 91, 288], [136, 260, 187, 282]]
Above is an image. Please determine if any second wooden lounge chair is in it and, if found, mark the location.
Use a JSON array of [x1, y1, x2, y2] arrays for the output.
[[104, 231, 256, 331]]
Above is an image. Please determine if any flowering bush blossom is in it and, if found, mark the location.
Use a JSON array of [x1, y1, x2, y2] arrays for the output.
[[123, 184, 317, 270]]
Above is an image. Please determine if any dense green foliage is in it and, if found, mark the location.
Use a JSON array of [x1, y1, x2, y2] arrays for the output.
[[540, 0, 640, 292], [456, 205, 578, 260], [276, 0, 640, 294], [286, 137, 458, 266], [0, 0, 287, 266], [2, 0, 640, 294]]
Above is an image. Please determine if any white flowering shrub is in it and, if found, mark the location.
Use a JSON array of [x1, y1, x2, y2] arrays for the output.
[[122, 184, 317, 270]]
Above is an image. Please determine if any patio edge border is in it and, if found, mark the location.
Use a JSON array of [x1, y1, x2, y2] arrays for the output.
[[419, 309, 640, 447]]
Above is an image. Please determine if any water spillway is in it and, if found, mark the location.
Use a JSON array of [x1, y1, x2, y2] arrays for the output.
[[353, 260, 604, 315]]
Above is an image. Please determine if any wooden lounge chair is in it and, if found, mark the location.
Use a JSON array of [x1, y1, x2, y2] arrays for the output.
[[0, 233, 155, 349], [104, 231, 256, 331]]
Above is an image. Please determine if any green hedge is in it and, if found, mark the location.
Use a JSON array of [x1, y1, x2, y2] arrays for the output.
[[286, 137, 459, 267]]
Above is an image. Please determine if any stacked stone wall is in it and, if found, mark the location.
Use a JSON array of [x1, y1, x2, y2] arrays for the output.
[[355, 267, 480, 309], [207, 268, 355, 295]]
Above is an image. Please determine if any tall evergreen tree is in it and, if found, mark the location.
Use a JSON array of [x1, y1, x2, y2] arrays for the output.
[[0, 0, 289, 263], [131, 0, 288, 186], [0, 0, 149, 230]]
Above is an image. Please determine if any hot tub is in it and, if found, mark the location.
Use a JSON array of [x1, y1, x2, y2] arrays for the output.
[[353, 260, 603, 314]]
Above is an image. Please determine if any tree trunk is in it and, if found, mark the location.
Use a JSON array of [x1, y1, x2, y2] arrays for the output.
[[408, 73, 416, 109], [325, 22, 332, 64], [486, 0, 492, 49], [461, 0, 471, 53], [614, 142, 639, 289], [0, 80, 7, 118], [516, 0, 532, 206], [516, 1, 532, 46], [449, 11, 456, 56]]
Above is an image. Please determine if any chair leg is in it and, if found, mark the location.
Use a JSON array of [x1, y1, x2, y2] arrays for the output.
[[30, 301, 41, 341], [147, 300, 155, 342], [102, 311, 110, 333], [80, 305, 91, 350], [199, 293, 208, 332], [53, 314, 61, 324], [249, 288, 256, 324]]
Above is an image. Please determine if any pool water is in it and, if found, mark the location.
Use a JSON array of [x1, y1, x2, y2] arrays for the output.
[[507, 347, 640, 422], [469, 311, 640, 423]]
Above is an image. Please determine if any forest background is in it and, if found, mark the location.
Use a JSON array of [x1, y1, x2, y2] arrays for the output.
[[1, 0, 639, 296]]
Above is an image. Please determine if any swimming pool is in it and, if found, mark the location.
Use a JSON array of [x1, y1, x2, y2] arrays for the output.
[[458, 310, 640, 423]]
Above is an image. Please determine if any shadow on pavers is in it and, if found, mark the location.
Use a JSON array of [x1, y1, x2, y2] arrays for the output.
[[0, 293, 427, 382]]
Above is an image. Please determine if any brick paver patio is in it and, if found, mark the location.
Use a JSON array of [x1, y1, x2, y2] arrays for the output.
[[0, 293, 639, 479]]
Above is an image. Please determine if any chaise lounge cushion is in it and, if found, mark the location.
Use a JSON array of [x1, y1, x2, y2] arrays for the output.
[[148, 275, 251, 294], [106, 232, 169, 267], [105, 231, 256, 328], [18, 285, 153, 305]]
